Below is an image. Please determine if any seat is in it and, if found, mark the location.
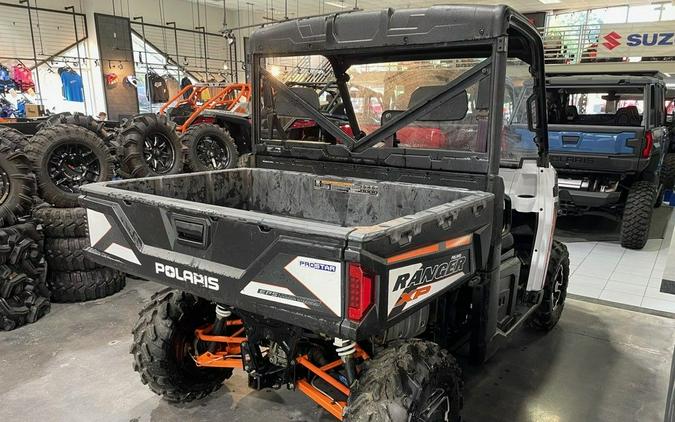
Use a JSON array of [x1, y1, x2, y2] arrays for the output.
[[275, 86, 321, 117], [615, 106, 641, 126], [564, 105, 579, 122]]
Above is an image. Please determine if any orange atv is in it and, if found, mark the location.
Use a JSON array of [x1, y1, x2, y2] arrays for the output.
[[160, 82, 251, 171]]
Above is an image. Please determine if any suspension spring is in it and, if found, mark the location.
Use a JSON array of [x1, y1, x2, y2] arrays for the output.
[[333, 338, 357, 385], [215, 304, 232, 319]]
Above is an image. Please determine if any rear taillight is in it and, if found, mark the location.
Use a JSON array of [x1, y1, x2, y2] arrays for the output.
[[339, 124, 354, 137], [290, 119, 316, 129], [347, 263, 374, 322], [195, 116, 215, 125], [642, 130, 653, 158]]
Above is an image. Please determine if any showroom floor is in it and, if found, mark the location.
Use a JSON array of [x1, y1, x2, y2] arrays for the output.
[[559, 207, 675, 315], [1, 279, 674, 422]]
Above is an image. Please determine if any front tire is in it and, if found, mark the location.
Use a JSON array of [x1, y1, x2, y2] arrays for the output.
[[116, 114, 183, 178], [345, 339, 462, 422], [131, 288, 232, 403], [530, 240, 569, 331], [182, 123, 239, 172], [620, 181, 656, 249]]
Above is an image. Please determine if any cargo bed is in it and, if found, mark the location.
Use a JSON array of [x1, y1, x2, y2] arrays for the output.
[[81, 168, 494, 338]]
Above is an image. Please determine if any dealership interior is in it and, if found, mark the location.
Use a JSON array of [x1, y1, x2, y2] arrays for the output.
[[2, 1, 675, 421]]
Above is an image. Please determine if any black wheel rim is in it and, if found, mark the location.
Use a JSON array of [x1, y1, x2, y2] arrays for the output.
[[551, 264, 565, 312], [195, 135, 229, 169], [0, 165, 10, 204], [143, 133, 176, 174], [417, 388, 451, 421], [47, 144, 101, 193]]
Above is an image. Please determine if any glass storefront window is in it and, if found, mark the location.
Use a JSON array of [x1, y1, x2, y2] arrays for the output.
[[627, 4, 662, 23], [587, 6, 628, 25]]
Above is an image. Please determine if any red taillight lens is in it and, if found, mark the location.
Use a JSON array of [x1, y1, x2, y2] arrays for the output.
[[642, 131, 653, 158], [290, 119, 316, 129], [347, 263, 374, 322], [195, 116, 215, 125], [339, 124, 354, 137]]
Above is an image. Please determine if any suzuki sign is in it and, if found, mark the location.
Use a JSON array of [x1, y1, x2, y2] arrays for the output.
[[597, 21, 675, 58]]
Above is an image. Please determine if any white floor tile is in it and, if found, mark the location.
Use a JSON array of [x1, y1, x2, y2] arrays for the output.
[[603, 281, 647, 295], [575, 262, 617, 278], [611, 263, 654, 278], [569, 274, 607, 288], [607, 271, 650, 286], [599, 289, 643, 307], [643, 287, 675, 303], [584, 254, 621, 267], [640, 297, 675, 313], [648, 277, 665, 288], [568, 283, 603, 299]]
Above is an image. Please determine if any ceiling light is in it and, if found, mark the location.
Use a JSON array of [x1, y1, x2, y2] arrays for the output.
[[269, 65, 283, 77], [538, 0, 561, 3], [325, 1, 347, 8]]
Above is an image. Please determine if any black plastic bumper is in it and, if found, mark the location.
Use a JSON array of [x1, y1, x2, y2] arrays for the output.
[[550, 153, 642, 174], [559, 188, 622, 209]]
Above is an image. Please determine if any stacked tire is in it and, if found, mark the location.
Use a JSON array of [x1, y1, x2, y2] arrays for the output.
[[21, 115, 125, 302], [0, 128, 50, 331], [35, 207, 125, 302]]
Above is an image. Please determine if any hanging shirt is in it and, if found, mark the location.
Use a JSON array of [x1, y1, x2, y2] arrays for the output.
[[11, 64, 34, 92], [180, 77, 193, 99], [60, 69, 84, 102], [146, 73, 169, 103], [0, 66, 15, 93]]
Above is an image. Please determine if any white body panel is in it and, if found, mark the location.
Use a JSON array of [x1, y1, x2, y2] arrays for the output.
[[500, 160, 558, 291]]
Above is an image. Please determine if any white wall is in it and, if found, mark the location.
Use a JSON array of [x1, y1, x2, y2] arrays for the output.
[[33, 0, 234, 116]]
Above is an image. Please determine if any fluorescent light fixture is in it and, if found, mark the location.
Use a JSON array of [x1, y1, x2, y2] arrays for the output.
[[325, 1, 347, 8], [538, 0, 561, 3]]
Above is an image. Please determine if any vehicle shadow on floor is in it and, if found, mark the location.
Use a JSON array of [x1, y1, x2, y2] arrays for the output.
[[555, 207, 671, 243], [460, 300, 665, 422]]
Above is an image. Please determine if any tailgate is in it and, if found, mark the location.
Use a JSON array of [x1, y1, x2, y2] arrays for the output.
[[547, 124, 643, 155], [506, 124, 645, 172], [81, 182, 352, 335]]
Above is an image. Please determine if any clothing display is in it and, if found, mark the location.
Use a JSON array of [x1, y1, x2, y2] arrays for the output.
[[11, 64, 34, 92], [58, 67, 84, 102], [165, 76, 179, 98], [146, 71, 169, 103], [105, 73, 119, 88], [180, 76, 193, 99], [125, 75, 139, 88], [0, 65, 16, 93]]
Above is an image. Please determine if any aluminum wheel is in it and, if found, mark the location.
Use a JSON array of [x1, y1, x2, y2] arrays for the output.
[[143, 133, 176, 174], [195, 135, 230, 170], [47, 144, 101, 193]]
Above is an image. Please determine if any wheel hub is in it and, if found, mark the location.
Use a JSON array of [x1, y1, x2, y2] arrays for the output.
[[196, 136, 229, 170], [417, 388, 451, 421], [143, 134, 176, 174], [47, 144, 101, 193]]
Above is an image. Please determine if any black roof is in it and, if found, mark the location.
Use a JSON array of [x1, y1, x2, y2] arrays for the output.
[[546, 74, 666, 88], [248, 5, 531, 57]]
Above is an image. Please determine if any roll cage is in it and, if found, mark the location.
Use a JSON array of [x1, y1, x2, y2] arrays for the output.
[[248, 5, 550, 181]]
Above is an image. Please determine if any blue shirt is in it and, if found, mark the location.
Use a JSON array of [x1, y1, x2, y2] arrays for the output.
[[61, 70, 84, 102]]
